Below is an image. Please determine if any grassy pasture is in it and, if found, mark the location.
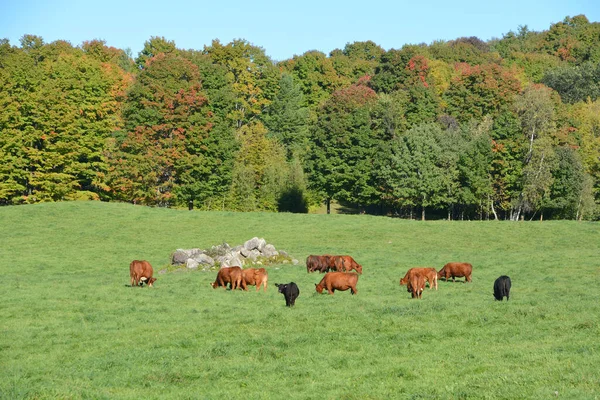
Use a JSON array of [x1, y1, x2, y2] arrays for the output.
[[0, 201, 599, 399]]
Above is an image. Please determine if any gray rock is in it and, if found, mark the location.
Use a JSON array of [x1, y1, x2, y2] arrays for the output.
[[228, 256, 243, 267], [240, 247, 250, 257], [193, 254, 215, 266], [262, 244, 279, 258], [186, 259, 199, 270], [172, 249, 194, 265], [247, 249, 261, 260], [244, 237, 261, 251], [256, 238, 267, 252], [292, 259, 299, 265]]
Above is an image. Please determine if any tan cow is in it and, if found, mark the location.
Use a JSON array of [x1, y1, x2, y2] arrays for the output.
[[315, 272, 359, 295], [400, 267, 437, 290], [333, 255, 363, 274], [130, 260, 156, 287], [241, 268, 268, 292]]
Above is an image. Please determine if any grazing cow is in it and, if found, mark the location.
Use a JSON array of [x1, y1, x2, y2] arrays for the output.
[[306, 255, 335, 273], [315, 272, 359, 295], [275, 282, 300, 307], [130, 260, 156, 287], [400, 267, 437, 290], [211, 266, 243, 290], [493, 275, 511, 301], [241, 268, 268, 292], [438, 262, 472, 283], [333, 255, 363, 274], [408, 272, 426, 299], [306, 255, 324, 273]]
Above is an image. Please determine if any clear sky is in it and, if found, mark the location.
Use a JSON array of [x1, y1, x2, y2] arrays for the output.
[[2, 0, 599, 61]]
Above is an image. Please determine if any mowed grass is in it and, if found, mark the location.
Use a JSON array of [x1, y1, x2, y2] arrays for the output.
[[0, 202, 599, 399]]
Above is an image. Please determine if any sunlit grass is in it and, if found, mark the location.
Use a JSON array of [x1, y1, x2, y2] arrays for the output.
[[0, 201, 598, 399]]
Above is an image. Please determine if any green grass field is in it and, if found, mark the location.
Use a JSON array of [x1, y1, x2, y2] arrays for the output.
[[1, 201, 599, 399]]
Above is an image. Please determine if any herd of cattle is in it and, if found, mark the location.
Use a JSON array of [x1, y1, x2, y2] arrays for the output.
[[129, 254, 512, 305]]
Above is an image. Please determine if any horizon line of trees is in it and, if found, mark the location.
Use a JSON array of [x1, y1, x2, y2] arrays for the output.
[[1, 14, 600, 220]]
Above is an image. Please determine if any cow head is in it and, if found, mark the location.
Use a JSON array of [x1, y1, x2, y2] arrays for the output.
[[147, 277, 157, 287], [314, 283, 324, 294], [275, 283, 286, 293], [399, 277, 408, 286], [354, 264, 363, 274]]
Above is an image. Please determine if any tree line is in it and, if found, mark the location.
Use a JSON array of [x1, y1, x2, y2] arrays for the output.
[[1, 14, 600, 220]]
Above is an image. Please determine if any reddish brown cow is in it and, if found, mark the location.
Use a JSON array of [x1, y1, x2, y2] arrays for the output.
[[438, 262, 472, 283], [408, 272, 426, 299], [211, 266, 243, 290], [315, 272, 359, 295], [400, 267, 437, 290], [241, 268, 268, 292], [399, 268, 427, 299], [130, 260, 157, 287], [333, 255, 363, 274]]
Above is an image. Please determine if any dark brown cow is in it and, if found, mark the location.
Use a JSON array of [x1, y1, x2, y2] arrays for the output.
[[130, 260, 156, 287], [438, 262, 472, 283], [400, 267, 437, 290], [333, 255, 363, 274], [306, 255, 335, 273], [241, 268, 268, 292], [211, 266, 243, 290], [315, 272, 359, 295]]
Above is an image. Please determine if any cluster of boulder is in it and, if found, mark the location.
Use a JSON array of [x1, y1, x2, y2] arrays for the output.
[[171, 237, 299, 271]]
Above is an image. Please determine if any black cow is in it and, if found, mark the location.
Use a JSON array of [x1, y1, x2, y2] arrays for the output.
[[493, 275, 511, 301], [275, 282, 300, 307]]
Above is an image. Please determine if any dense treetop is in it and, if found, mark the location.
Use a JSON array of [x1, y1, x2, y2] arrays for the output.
[[1, 15, 600, 220]]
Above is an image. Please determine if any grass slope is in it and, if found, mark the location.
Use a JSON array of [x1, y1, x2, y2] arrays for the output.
[[1, 202, 599, 399]]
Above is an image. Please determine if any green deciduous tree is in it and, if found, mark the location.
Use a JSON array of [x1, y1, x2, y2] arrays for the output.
[[105, 53, 215, 206], [444, 63, 521, 122], [204, 39, 279, 128], [305, 79, 379, 213], [262, 73, 309, 159]]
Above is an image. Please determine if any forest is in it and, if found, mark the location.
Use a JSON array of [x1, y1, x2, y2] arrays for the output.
[[1, 14, 600, 220]]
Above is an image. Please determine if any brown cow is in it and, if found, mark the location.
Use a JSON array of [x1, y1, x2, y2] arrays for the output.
[[399, 268, 426, 299], [333, 255, 363, 274], [408, 272, 426, 299], [438, 262, 472, 283], [130, 260, 156, 287], [315, 272, 359, 295], [400, 267, 437, 290], [211, 266, 243, 290], [241, 268, 268, 292], [306, 255, 336, 273]]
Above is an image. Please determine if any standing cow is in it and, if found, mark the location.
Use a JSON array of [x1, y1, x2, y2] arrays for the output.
[[400, 267, 437, 290], [130, 260, 156, 287], [241, 268, 268, 292], [315, 272, 359, 295], [493, 275, 511, 301], [333, 255, 363, 274], [211, 266, 243, 290], [275, 282, 300, 307], [399, 268, 426, 299], [438, 262, 472, 283]]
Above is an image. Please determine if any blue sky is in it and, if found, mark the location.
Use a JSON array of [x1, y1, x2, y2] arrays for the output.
[[2, 0, 599, 61]]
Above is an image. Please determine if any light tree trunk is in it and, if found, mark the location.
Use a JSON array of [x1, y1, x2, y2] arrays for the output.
[[490, 196, 498, 220]]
